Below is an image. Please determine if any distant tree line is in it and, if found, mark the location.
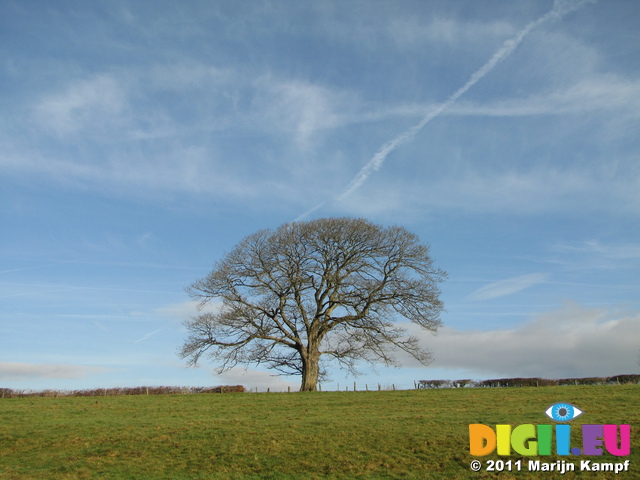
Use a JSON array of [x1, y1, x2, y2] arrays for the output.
[[417, 374, 640, 389], [0, 385, 245, 398]]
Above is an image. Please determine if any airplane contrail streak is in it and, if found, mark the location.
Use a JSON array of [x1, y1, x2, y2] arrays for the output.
[[294, 0, 596, 221]]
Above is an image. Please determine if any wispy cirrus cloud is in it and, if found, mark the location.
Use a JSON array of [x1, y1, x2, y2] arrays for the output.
[[34, 74, 128, 137], [295, 0, 598, 219], [253, 78, 346, 149], [2, 66, 368, 212], [550, 240, 640, 272], [387, 15, 515, 49], [154, 300, 222, 321], [468, 273, 548, 301], [558, 240, 640, 261], [134, 327, 167, 344], [2, 0, 633, 223], [335, 164, 640, 220], [445, 75, 640, 118]]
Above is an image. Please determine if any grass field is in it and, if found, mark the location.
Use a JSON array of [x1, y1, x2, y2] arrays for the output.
[[0, 384, 637, 479]]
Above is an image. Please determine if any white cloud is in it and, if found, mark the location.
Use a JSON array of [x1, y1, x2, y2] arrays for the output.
[[336, 74, 640, 129], [34, 74, 128, 137], [155, 300, 223, 323], [263, 73, 640, 145], [0, 362, 110, 380], [254, 79, 343, 148], [5, 67, 358, 205], [468, 273, 548, 301], [324, 0, 593, 206], [416, 302, 640, 379], [2, 3, 637, 220], [250, 76, 440, 158]]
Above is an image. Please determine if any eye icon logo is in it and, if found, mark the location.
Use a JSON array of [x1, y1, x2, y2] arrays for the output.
[[545, 403, 583, 422]]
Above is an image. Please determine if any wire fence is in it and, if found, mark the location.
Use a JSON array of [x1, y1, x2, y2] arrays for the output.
[[248, 374, 640, 393], [3, 374, 637, 398], [248, 382, 417, 393]]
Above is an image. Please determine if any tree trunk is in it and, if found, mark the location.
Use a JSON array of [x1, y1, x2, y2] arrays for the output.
[[300, 347, 320, 392]]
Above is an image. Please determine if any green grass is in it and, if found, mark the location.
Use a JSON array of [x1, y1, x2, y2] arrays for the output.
[[0, 385, 638, 479]]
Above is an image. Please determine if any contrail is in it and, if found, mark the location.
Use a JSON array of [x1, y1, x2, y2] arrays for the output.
[[295, 0, 596, 221]]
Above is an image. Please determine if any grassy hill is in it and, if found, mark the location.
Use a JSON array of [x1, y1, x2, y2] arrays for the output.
[[0, 384, 637, 479]]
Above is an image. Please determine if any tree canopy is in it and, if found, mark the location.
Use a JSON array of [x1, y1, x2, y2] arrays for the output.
[[180, 217, 446, 391]]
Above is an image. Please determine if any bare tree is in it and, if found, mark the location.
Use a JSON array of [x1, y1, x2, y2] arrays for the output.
[[179, 217, 446, 391]]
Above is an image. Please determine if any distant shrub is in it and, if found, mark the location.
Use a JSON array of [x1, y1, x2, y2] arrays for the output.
[[557, 377, 607, 386], [606, 374, 640, 384], [417, 375, 637, 390], [537, 378, 559, 387], [475, 379, 503, 388], [493, 378, 558, 387], [0, 388, 13, 398]]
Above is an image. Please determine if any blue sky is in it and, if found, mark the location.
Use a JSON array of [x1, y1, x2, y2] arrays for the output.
[[1, 0, 639, 392]]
